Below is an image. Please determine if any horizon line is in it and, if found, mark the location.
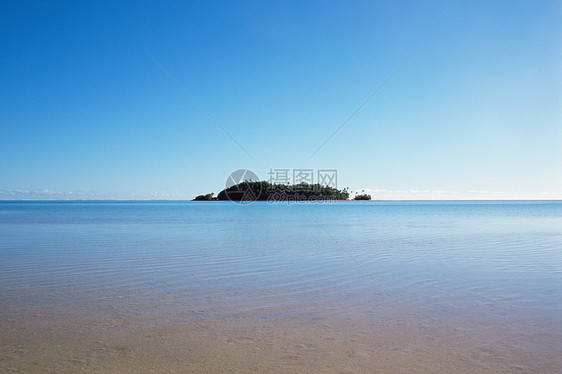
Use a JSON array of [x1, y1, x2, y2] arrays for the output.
[[1, 199, 561, 202]]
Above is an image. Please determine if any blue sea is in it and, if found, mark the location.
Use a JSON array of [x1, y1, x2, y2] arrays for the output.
[[1, 201, 561, 372]]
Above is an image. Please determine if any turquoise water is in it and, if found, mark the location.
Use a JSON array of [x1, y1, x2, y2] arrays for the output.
[[1, 201, 561, 370]]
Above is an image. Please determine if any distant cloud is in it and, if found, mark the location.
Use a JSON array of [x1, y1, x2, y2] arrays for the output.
[[1, 189, 560, 201], [350, 188, 562, 200], [0, 190, 192, 200]]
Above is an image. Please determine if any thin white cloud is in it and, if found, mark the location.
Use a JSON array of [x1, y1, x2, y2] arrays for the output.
[[349, 188, 562, 200], [1, 189, 560, 201], [0, 190, 193, 200]]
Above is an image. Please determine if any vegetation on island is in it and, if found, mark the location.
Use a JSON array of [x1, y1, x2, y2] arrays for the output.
[[209, 181, 350, 201], [193, 182, 378, 202], [353, 194, 371, 200]]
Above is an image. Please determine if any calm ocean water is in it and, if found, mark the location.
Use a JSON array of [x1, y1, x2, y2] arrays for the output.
[[1, 201, 561, 371]]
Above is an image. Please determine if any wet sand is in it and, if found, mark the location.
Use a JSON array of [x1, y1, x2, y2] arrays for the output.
[[2, 302, 560, 373]]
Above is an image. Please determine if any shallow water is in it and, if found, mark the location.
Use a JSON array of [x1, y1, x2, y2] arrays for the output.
[[1, 201, 561, 372]]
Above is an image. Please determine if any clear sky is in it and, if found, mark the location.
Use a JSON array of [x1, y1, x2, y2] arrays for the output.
[[1, 1, 561, 200]]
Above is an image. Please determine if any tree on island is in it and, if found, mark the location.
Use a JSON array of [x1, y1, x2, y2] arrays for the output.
[[354, 194, 371, 200], [213, 181, 350, 201]]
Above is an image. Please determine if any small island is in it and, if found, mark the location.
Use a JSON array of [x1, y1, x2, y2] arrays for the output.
[[353, 194, 371, 200], [193, 193, 216, 201]]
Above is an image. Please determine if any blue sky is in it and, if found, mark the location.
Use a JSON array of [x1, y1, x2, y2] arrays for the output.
[[1, 1, 560, 200]]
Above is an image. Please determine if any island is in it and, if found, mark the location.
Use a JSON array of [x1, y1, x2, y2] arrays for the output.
[[193, 181, 350, 201], [193, 193, 216, 201], [353, 194, 371, 200]]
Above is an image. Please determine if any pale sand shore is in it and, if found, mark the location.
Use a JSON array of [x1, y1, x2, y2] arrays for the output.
[[1, 306, 560, 373]]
